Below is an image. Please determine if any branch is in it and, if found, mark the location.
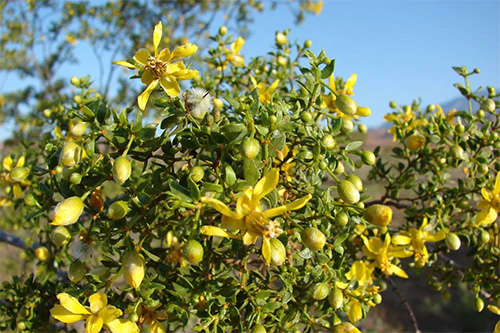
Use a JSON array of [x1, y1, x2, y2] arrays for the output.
[[365, 199, 411, 209], [0, 230, 40, 249], [386, 277, 421, 333]]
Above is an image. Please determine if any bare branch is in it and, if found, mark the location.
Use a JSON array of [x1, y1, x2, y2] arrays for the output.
[[386, 277, 421, 333]]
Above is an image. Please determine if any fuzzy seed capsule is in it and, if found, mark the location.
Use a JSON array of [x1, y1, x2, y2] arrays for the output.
[[269, 238, 286, 266], [405, 134, 426, 151], [113, 156, 132, 185], [69, 260, 86, 282], [9, 167, 29, 182], [322, 135, 336, 150], [361, 151, 376, 166], [183, 239, 204, 264], [302, 227, 326, 251], [364, 204, 393, 227], [59, 141, 81, 167], [336, 94, 357, 116], [51, 196, 84, 226], [481, 99, 496, 113], [50, 226, 71, 246], [123, 251, 145, 289], [329, 287, 343, 309], [341, 118, 354, 133], [337, 180, 360, 204], [312, 282, 330, 300], [275, 32, 287, 45], [346, 175, 363, 192], [108, 201, 129, 220], [241, 137, 260, 159], [445, 233, 461, 251], [335, 211, 349, 227]]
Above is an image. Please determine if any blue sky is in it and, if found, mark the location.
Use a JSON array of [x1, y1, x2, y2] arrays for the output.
[[1, 0, 499, 139]]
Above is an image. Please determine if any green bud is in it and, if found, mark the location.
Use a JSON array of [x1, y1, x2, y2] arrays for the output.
[[336, 94, 357, 115], [455, 124, 465, 134], [477, 109, 485, 119], [34, 247, 50, 261], [69, 260, 86, 282], [337, 180, 360, 204], [361, 150, 376, 165], [427, 104, 436, 112], [487, 86, 496, 97], [457, 200, 471, 210], [312, 282, 330, 300], [69, 172, 82, 185], [51, 226, 71, 246], [275, 32, 287, 45], [59, 141, 81, 167], [300, 111, 313, 123], [241, 137, 260, 159], [302, 227, 326, 251], [304, 40, 312, 48], [190, 166, 204, 182], [218, 25, 227, 36], [445, 233, 461, 251], [129, 312, 139, 323], [334, 162, 344, 175], [335, 211, 349, 227], [70, 76, 81, 87], [16, 322, 27, 331], [341, 118, 354, 133], [328, 287, 343, 309], [481, 99, 496, 113], [364, 204, 393, 227], [252, 324, 267, 333], [346, 175, 363, 191], [108, 201, 129, 220], [270, 238, 286, 266], [473, 296, 484, 312], [450, 145, 465, 161], [184, 239, 204, 264], [477, 164, 489, 175], [9, 167, 29, 182], [358, 124, 367, 134], [372, 293, 382, 304], [113, 156, 132, 185], [389, 101, 398, 109], [322, 135, 336, 150], [24, 193, 38, 207], [481, 229, 490, 244]]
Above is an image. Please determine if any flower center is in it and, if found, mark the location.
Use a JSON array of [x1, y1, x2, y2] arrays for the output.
[[263, 220, 283, 239], [146, 56, 167, 79]]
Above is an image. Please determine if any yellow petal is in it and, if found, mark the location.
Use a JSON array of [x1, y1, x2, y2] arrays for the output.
[[390, 264, 408, 278], [170, 43, 198, 60], [363, 236, 383, 254], [494, 172, 500, 196], [390, 248, 414, 258], [13, 183, 22, 199], [106, 318, 140, 333], [392, 235, 411, 245], [425, 230, 446, 242], [89, 292, 107, 314], [85, 314, 103, 333], [253, 168, 279, 203], [134, 48, 151, 67], [50, 305, 86, 323], [482, 188, 492, 202], [231, 37, 245, 54], [475, 205, 497, 227], [201, 226, 233, 238], [201, 197, 244, 220], [112, 60, 136, 69], [98, 306, 122, 324], [221, 215, 245, 232], [264, 194, 312, 218], [347, 299, 363, 323], [153, 21, 162, 55], [3, 156, 13, 171], [328, 75, 336, 93], [150, 319, 166, 333], [262, 237, 271, 265], [344, 74, 357, 94], [173, 69, 199, 80], [16, 156, 25, 167], [141, 70, 155, 85], [159, 76, 181, 97], [158, 48, 170, 62], [242, 231, 259, 245], [487, 305, 500, 315], [57, 293, 90, 315], [138, 79, 159, 111], [268, 79, 280, 93]]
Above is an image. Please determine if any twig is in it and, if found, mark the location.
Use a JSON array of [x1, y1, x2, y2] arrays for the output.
[[386, 277, 421, 333], [365, 199, 411, 209], [0, 230, 38, 249]]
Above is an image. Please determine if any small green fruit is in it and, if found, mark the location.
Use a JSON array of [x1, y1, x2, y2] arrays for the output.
[[312, 282, 330, 300], [302, 227, 326, 251], [184, 239, 204, 264], [341, 118, 354, 133], [473, 296, 484, 312], [270, 238, 286, 266], [389, 101, 398, 109], [361, 150, 376, 165], [241, 137, 260, 159], [322, 135, 336, 150], [372, 293, 382, 304], [335, 212, 349, 227], [481, 98, 496, 113], [51, 226, 71, 246], [328, 287, 343, 309], [336, 94, 357, 116], [300, 111, 313, 123], [337, 180, 360, 204], [108, 201, 129, 220], [190, 166, 204, 182], [9, 167, 29, 182], [59, 141, 81, 167], [445, 233, 461, 251], [364, 204, 393, 227], [218, 25, 227, 36], [358, 124, 367, 134], [450, 145, 465, 161], [334, 161, 345, 175], [113, 156, 132, 185]]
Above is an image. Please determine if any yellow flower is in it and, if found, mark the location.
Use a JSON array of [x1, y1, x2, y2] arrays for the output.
[[250, 76, 280, 104], [201, 168, 311, 265], [392, 217, 445, 267], [1, 155, 29, 199], [113, 21, 198, 110], [138, 304, 167, 333], [305, 0, 324, 15], [275, 145, 296, 181], [476, 172, 500, 227], [384, 107, 428, 141], [50, 292, 139, 333], [435, 105, 457, 126], [322, 74, 359, 119], [227, 37, 245, 68], [362, 233, 413, 278], [165, 231, 188, 267]]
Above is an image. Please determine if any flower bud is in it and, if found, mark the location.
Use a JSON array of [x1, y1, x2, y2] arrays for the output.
[[70, 76, 81, 87], [59, 141, 81, 167], [333, 322, 360, 333], [113, 156, 131, 185], [190, 166, 204, 182], [356, 106, 371, 117], [89, 266, 111, 279], [480, 229, 490, 244], [108, 201, 129, 220], [183, 239, 204, 264], [275, 32, 287, 45], [51, 196, 84, 226], [213, 98, 223, 110], [322, 135, 336, 150], [481, 99, 496, 113], [334, 162, 345, 175], [455, 124, 465, 134], [69, 260, 86, 282], [427, 104, 436, 112], [336, 94, 357, 116], [473, 296, 484, 312], [364, 204, 393, 227], [34, 247, 50, 261], [450, 145, 465, 161], [341, 119, 354, 133], [123, 251, 145, 289], [277, 56, 287, 67], [335, 211, 349, 227], [311, 282, 329, 300], [372, 293, 382, 304], [328, 287, 343, 309], [69, 172, 82, 185], [389, 101, 398, 109], [252, 324, 267, 333], [70, 122, 87, 137], [405, 134, 426, 151], [269, 238, 286, 266], [241, 137, 260, 159], [346, 175, 363, 191], [302, 227, 326, 251], [51, 226, 71, 246], [358, 124, 367, 134], [24, 193, 38, 207], [300, 111, 313, 123], [337, 180, 360, 204], [445, 233, 461, 251], [361, 151, 376, 166], [9, 167, 29, 182], [304, 40, 312, 48], [218, 25, 227, 36]]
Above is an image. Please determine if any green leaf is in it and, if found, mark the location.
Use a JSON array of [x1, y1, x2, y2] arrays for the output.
[[168, 180, 193, 203], [141, 247, 161, 262], [187, 176, 201, 201], [243, 159, 260, 184], [345, 141, 363, 151], [321, 59, 335, 79]]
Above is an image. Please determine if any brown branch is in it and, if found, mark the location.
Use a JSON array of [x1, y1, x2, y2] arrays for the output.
[[386, 277, 421, 333], [365, 199, 411, 209]]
